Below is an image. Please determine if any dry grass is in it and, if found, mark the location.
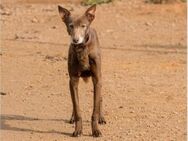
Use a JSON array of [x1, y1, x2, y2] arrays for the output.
[[146, 0, 186, 3]]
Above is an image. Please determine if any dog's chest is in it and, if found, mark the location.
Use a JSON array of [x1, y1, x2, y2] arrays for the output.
[[70, 44, 94, 74]]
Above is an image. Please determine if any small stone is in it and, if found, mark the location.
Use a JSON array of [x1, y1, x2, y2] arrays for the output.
[[36, 51, 41, 54], [0, 10, 11, 16], [0, 92, 6, 95], [106, 29, 114, 33], [63, 57, 68, 60], [45, 55, 54, 60], [52, 26, 57, 29], [145, 22, 152, 26], [14, 34, 25, 40], [130, 110, 134, 113], [14, 34, 19, 39], [31, 17, 39, 23], [119, 106, 123, 109], [172, 111, 178, 115]]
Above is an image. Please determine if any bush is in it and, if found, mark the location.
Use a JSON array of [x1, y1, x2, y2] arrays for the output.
[[146, 0, 186, 3], [82, 0, 113, 5]]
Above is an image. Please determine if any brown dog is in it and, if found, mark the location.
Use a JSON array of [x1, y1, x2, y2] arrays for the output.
[[58, 4, 106, 137]]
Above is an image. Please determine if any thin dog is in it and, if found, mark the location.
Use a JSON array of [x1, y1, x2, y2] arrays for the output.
[[58, 4, 106, 137]]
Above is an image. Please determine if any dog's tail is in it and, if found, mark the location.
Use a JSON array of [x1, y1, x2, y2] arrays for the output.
[[82, 77, 90, 83]]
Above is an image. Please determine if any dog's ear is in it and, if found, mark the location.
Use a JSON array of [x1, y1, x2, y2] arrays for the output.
[[58, 5, 70, 21], [85, 4, 96, 22]]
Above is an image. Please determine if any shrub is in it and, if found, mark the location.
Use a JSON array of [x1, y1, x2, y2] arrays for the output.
[[82, 0, 113, 5]]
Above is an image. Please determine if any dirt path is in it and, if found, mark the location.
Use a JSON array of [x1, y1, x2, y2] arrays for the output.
[[0, 0, 187, 141]]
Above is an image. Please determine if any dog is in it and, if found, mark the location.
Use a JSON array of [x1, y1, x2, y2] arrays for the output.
[[58, 4, 106, 137]]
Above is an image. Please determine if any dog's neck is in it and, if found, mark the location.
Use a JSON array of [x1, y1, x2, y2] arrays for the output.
[[84, 28, 92, 46], [71, 28, 93, 71]]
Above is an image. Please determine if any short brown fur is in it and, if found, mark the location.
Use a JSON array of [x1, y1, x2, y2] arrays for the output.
[[58, 5, 106, 137]]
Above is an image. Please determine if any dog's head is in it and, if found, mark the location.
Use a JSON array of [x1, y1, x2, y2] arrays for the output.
[[58, 5, 96, 45]]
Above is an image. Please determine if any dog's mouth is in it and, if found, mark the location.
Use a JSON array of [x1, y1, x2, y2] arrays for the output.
[[72, 34, 90, 45]]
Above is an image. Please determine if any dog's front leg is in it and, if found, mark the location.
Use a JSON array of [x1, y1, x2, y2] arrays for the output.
[[98, 96, 106, 124], [92, 75, 102, 137], [69, 77, 82, 137]]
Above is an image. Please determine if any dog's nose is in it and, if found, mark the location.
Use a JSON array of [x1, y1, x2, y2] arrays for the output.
[[73, 38, 79, 44]]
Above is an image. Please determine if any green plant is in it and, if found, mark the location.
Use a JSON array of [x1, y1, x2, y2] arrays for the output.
[[82, 0, 113, 5]]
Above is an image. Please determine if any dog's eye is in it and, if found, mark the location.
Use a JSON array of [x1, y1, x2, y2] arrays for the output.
[[81, 24, 86, 28], [69, 24, 74, 29]]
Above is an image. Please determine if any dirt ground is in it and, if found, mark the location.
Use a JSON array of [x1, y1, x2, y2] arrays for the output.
[[0, 0, 187, 141]]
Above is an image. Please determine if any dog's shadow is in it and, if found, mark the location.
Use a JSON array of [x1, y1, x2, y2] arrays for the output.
[[0, 114, 73, 136]]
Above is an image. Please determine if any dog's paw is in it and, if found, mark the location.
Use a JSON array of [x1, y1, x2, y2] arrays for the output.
[[92, 129, 102, 137], [72, 129, 82, 137], [98, 116, 106, 125]]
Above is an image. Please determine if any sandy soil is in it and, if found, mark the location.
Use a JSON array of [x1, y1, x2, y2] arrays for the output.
[[0, 0, 187, 141]]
